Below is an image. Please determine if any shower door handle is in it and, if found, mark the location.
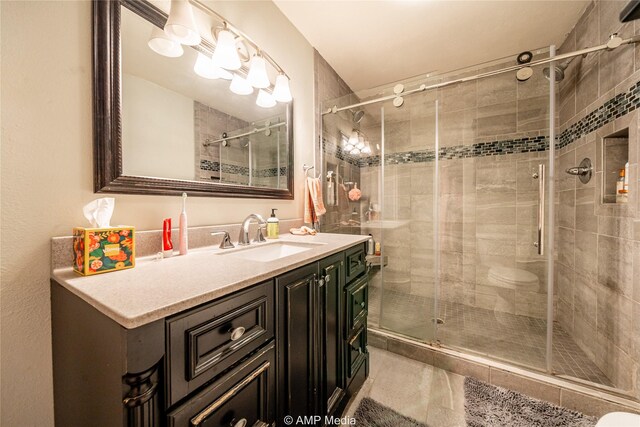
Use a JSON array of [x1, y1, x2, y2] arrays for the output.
[[533, 164, 545, 255]]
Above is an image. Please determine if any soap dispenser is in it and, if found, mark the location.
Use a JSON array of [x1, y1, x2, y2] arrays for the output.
[[267, 209, 279, 239]]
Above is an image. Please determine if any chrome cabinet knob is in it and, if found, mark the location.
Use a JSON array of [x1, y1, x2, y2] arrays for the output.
[[360, 301, 366, 308], [324, 274, 331, 283], [233, 418, 247, 427], [230, 326, 245, 341]]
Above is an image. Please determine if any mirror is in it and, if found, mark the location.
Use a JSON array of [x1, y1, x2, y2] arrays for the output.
[[93, 0, 294, 198]]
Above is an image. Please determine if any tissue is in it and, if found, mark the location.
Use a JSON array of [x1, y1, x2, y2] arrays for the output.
[[73, 198, 135, 276], [83, 197, 115, 228]]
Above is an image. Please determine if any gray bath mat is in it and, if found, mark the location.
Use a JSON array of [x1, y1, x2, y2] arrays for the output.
[[353, 397, 428, 426], [464, 377, 597, 427]]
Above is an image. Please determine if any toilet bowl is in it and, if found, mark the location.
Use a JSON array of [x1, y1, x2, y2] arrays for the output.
[[487, 266, 539, 317], [595, 411, 640, 427]]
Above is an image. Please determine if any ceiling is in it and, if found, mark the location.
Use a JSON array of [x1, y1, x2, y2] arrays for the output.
[[274, 0, 591, 91]]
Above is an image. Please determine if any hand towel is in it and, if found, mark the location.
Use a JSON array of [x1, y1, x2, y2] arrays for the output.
[[304, 176, 326, 224], [289, 226, 318, 235]]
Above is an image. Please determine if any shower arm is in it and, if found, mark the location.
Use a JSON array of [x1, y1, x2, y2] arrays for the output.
[[323, 33, 640, 116]]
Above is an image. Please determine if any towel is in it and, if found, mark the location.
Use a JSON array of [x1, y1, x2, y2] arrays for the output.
[[304, 176, 326, 225], [290, 226, 318, 235]]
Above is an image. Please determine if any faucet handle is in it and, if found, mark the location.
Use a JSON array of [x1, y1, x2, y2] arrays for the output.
[[254, 225, 267, 243], [211, 231, 235, 249]]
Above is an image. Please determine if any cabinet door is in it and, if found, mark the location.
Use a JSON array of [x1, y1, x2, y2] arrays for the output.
[[318, 253, 345, 417], [276, 263, 321, 425]]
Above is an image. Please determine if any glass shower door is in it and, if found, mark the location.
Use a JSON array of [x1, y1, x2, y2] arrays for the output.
[[432, 57, 552, 372], [378, 94, 439, 343]]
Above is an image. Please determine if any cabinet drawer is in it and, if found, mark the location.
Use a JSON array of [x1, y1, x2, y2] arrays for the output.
[[166, 281, 275, 406], [345, 244, 366, 283], [345, 275, 368, 335], [167, 343, 276, 427], [346, 324, 367, 379]]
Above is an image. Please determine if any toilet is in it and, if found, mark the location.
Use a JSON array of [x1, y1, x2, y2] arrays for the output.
[[487, 266, 539, 316], [595, 412, 640, 427]]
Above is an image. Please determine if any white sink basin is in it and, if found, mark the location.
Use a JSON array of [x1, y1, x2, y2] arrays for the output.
[[221, 241, 326, 263]]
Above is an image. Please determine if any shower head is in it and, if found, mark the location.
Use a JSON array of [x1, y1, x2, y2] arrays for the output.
[[352, 109, 365, 124], [543, 57, 575, 82]]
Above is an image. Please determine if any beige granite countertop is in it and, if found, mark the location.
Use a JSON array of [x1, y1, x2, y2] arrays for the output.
[[52, 233, 369, 329]]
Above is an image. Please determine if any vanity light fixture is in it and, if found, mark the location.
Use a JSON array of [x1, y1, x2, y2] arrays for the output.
[[146, 0, 294, 101], [164, 0, 201, 46], [256, 89, 277, 108], [194, 52, 221, 79], [147, 26, 184, 57], [229, 74, 254, 95], [348, 130, 360, 147], [273, 74, 293, 103], [342, 130, 371, 156], [247, 54, 270, 89], [212, 28, 241, 70]]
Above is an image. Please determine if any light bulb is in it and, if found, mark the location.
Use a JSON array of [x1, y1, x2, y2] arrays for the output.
[[247, 55, 270, 89], [273, 74, 292, 102], [194, 52, 221, 79], [164, 0, 201, 46], [356, 135, 365, 149], [351, 148, 361, 155], [344, 144, 354, 151], [362, 145, 372, 154], [348, 130, 359, 146], [256, 89, 277, 108], [212, 29, 241, 70], [229, 74, 253, 95], [217, 67, 233, 80], [148, 26, 184, 57]]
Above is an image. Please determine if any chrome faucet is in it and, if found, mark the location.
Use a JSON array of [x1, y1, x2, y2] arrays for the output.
[[238, 213, 267, 246]]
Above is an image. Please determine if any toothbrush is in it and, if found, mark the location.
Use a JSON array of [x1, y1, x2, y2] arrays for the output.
[[179, 192, 188, 255]]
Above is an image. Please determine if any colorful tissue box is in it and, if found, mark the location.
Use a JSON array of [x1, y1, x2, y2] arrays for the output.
[[73, 227, 135, 276]]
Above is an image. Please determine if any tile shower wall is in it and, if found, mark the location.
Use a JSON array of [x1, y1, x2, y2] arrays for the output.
[[315, 49, 362, 232], [554, 0, 640, 397], [195, 102, 288, 187], [194, 101, 249, 184]]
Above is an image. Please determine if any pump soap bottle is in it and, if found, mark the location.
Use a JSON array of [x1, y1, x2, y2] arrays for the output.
[[267, 209, 279, 239]]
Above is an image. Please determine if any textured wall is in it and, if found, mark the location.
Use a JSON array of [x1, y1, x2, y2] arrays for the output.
[[554, 0, 640, 396], [0, 1, 314, 424]]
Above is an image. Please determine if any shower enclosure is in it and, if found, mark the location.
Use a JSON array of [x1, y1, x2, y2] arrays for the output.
[[320, 43, 640, 400]]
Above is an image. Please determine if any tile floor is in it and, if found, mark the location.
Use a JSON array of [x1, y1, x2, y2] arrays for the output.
[[368, 286, 613, 387], [343, 346, 467, 426]]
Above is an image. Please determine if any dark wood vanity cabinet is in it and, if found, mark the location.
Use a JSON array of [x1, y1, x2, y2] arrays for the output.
[[51, 242, 369, 427]]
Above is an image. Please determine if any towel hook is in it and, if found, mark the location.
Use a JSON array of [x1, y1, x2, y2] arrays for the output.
[[303, 163, 316, 177]]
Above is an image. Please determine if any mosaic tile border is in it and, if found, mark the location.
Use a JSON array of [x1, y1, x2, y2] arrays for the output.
[[200, 160, 287, 177], [321, 79, 639, 168], [358, 136, 548, 167], [558, 80, 639, 149]]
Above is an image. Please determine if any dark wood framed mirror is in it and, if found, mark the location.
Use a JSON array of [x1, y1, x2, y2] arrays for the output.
[[93, 0, 294, 198]]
